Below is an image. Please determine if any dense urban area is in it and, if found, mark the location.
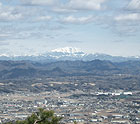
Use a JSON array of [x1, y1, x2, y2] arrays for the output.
[[0, 60, 140, 124]]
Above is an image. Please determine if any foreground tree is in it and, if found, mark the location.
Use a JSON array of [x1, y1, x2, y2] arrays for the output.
[[5, 108, 62, 124]]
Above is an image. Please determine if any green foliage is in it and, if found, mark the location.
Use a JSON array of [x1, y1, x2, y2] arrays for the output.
[[5, 108, 62, 124], [73, 121, 77, 124]]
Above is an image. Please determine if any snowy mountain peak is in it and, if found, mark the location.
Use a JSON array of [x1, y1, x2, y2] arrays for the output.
[[134, 56, 140, 59], [51, 47, 83, 54]]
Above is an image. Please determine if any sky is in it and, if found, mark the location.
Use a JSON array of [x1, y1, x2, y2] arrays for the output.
[[0, 0, 140, 57]]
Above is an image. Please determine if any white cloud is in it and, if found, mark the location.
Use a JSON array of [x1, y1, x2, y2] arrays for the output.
[[62, 15, 94, 24], [32, 0, 54, 5], [37, 16, 52, 21], [21, 0, 59, 6], [0, 41, 9, 46], [52, 7, 77, 13], [68, 0, 107, 10], [111, 0, 140, 35], [0, 12, 22, 21], [128, 0, 140, 10], [20, 0, 108, 11], [0, 2, 23, 21], [115, 13, 140, 21]]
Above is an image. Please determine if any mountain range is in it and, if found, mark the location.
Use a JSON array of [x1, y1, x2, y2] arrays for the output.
[[0, 59, 140, 79], [0, 59, 140, 93], [0, 47, 140, 62]]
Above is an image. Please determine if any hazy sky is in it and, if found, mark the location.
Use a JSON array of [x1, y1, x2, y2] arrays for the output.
[[0, 0, 140, 56]]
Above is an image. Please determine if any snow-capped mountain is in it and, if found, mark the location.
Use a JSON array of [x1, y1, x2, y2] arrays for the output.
[[51, 47, 82, 54], [0, 47, 140, 62], [45, 47, 86, 60]]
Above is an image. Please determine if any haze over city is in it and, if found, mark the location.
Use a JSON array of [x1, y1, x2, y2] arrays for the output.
[[0, 0, 140, 56]]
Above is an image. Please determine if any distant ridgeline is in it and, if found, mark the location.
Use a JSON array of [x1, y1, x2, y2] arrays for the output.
[[0, 60, 140, 79], [0, 47, 139, 62], [0, 60, 140, 93]]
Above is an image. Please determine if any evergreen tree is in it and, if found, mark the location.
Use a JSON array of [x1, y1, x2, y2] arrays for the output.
[[5, 108, 62, 124]]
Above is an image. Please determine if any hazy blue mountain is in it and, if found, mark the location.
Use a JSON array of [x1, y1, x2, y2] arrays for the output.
[[0, 47, 140, 62], [0, 59, 140, 79]]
